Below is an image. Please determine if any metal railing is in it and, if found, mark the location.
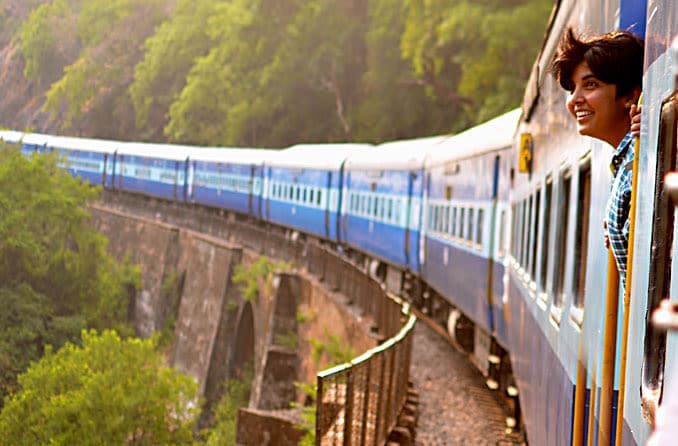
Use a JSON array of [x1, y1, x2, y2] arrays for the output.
[[308, 244, 416, 446]]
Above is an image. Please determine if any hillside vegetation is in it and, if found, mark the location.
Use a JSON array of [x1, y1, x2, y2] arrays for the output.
[[0, 0, 552, 146]]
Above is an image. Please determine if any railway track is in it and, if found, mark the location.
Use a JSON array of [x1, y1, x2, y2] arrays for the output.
[[409, 309, 525, 446]]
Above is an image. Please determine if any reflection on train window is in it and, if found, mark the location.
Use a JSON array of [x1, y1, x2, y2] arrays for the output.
[[553, 169, 572, 308], [540, 175, 553, 295], [573, 159, 591, 308], [476, 209, 483, 250], [530, 189, 541, 280], [317, 190, 322, 206], [451, 207, 457, 238], [467, 208, 475, 246]]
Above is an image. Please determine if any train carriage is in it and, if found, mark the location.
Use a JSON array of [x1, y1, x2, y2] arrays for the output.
[[112, 142, 193, 202], [422, 109, 518, 346], [190, 147, 278, 219], [343, 138, 440, 274], [264, 143, 370, 242], [47, 135, 120, 188]]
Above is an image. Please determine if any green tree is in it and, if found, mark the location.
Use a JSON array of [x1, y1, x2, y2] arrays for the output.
[[129, 0, 219, 141], [41, 0, 168, 138], [353, 0, 460, 142], [400, 0, 552, 125], [0, 330, 200, 445], [0, 142, 137, 403]]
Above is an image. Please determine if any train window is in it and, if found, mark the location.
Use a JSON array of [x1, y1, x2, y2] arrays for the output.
[[498, 209, 506, 257], [387, 198, 393, 221], [540, 176, 553, 296], [444, 206, 450, 235], [643, 97, 677, 409], [310, 189, 315, 205], [451, 207, 457, 238], [520, 195, 533, 271], [518, 200, 526, 268], [296, 186, 301, 202], [572, 159, 591, 309], [374, 196, 380, 217], [530, 188, 541, 280], [457, 208, 466, 240], [510, 204, 517, 260], [435, 206, 441, 232], [552, 169, 572, 308], [395, 199, 401, 224], [303, 187, 308, 203], [317, 189, 322, 206], [476, 208, 483, 249], [467, 208, 475, 245]]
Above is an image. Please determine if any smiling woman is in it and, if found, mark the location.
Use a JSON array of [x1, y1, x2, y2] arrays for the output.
[[551, 27, 644, 284]]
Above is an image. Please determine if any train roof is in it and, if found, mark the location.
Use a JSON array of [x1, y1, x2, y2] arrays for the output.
[[425, 108, 521, 167], [47, 135, 122, 154], [345, 136, 446, 171], [190, 147, 281, 165], [2, 131, 53, 147], [265, 143, 372, 170], [117, 141, 195, 161], [0, 130, 26, 144]]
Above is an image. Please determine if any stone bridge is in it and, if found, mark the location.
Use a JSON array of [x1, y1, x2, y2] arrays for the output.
[[90, 191, 383, 441]]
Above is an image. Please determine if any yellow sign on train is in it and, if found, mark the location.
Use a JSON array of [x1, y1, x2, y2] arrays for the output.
[[519, 133, 532, 173]]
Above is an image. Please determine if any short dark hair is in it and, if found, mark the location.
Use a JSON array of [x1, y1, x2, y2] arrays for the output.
[[552, 27, 644, 98]]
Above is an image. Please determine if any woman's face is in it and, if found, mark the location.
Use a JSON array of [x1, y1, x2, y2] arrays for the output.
[[566, 61, 632, 147]]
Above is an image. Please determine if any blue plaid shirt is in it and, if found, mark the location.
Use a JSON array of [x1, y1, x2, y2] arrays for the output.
[[606, 131, 634, 283]]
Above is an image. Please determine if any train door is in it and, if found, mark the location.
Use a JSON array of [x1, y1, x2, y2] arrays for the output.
[[117, 155, 124, 189]]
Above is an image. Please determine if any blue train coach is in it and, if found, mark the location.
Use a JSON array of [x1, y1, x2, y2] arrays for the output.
[[264, 143, 370, 242]]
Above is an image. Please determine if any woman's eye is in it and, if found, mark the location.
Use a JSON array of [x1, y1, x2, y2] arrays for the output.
[[585, 81, 598, 88]]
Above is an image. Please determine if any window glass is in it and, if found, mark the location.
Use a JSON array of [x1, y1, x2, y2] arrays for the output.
[[459, 208, 466, 239], [498, 209, 506, 257], [444, 206, 450, 234], [468, 208, 475, 244], [451, 207, 457, 237], [476, 208, 483, 248], [540, 177, 553, 293], [553, 170, 572, 307], [573, 160, 591, 307], [531, 189, 542, 279], [524, 195, 533, 273]]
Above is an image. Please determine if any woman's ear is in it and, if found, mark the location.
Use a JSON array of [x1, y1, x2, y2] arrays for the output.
[[626, 86, 642, 108]]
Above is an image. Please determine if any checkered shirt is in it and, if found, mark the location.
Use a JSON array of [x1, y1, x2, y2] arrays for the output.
[[605, 131, 634, 283]]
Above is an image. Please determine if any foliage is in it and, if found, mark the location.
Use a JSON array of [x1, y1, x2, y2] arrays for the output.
[[158, 270, 183, 348], [310, 328, 357, 368], [275, 330, 299, 350], [42, 0, 168, 138], [292, 381, 316, 446], [232, 256, 290, 302], [0, 330, 200, 445], [129, 0, 219, 141], [400, 0, 552, 125], [9, 0, 552, 143], [203, 373, 252, 446], [0, 142, 136, 404]]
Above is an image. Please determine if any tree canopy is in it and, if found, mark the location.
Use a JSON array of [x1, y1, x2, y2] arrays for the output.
[[0, 330, 199, 445], [4, 0, 553, 144], [0, 142, 137, 403]]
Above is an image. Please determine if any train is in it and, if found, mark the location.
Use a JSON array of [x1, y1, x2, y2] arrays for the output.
[[2, 0, 678, 444]]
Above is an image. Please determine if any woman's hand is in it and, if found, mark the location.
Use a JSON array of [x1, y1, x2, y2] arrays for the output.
[[630, 104, 642, 138]]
